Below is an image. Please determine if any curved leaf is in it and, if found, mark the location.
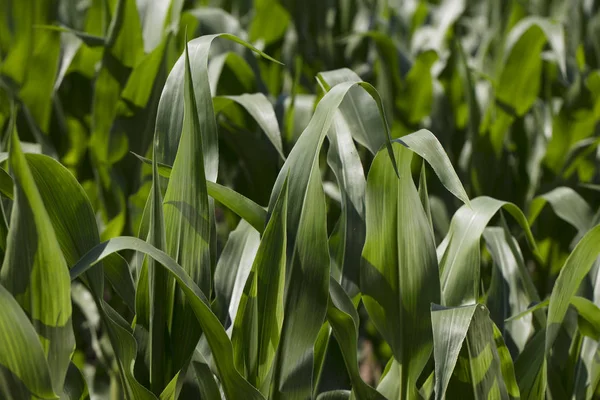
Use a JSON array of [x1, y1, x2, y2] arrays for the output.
[[547, 224, 600, 351], [0, 129, 74, 394], [71, 236, 265, 399], [440, 197, 538, 306]]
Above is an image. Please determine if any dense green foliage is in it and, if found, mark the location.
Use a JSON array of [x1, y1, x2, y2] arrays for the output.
[[1, 0, 600, 399]]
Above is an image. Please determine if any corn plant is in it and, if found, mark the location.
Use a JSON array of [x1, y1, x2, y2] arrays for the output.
[[1, 0, 600, 399]]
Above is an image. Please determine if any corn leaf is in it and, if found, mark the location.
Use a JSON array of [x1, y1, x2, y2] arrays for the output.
[[0, 284, 57, 399], [547, 224, 600, 351], [440, 197, 537, 306], [232, 177, 287, 392], [0, 128, 74, 394], [131, 153, 267, 233], [213, 94, 285, 160], [70, 236, 266, 400], [326, 278, 385, 400], [483, 226, 542, 350], [213, 220, 261, 326], [267, 79, 394, 399], [361, 142, 439, 398], [432, 303, 513, 400]]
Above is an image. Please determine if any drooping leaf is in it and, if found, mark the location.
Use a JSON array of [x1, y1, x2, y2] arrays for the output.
[[397, 129, 470, 206], [528, 186, 595, 236], [213, 93, 285, 160], [326, 111, 367, 297], [440, 197, 537, 306]]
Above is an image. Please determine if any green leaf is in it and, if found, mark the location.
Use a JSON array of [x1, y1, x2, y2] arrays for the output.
[[497, 17, 565, 116], [361, 142, 439, 398], [154, 34, 279, 180], [17, 28, 61, 133], [232, 177, 287, 392], [121, 35, 170, 110], [213, 220, 261, 325], [105, 0, 144, 68], [326, 110, 367, 297], [483, 226, 542, 350], [317, 68, 386, 155], [396, 50, 438, 125], [326, 278, 385, 400], [432, 304, 512, 400], [249, 0, 290, 46], [191, 356, 221, 400], [35, 24, 105, 47], [432, 304, 477, 399], [70, 236, 266, 400], [570, 296, 600, 340], [397, 129, 470, 207], [0, 128, 75, 394], [492, 323, 521, 400], [62, 362, 89, 400], [547, 224, 600, 351], [0, 284, 57, 400], [213, 94, 285, 160], [131, 152, 267, 233], [158, 38, 213, 375], [440, 197, 537, 306], [528, 187, 595, 235], [147, 146, 170, 394], [267, 79, 395, 399], [514, 330, 546, 400]]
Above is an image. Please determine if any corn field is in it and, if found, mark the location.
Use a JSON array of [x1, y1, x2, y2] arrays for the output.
[[1, 0, 600, 399]]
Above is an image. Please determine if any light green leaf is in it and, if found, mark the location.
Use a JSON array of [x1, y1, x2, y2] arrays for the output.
[[361, 142, 439, 398], [0, 128, 74, 394], [432, 304, 512, 400], [397, 129, 470, 206], [483, 226, 542, 350], [317, 68, 386, 155], [440, 197, 537, 306], [528, 187, 594, 235], [547, 224, 600, 351], [213, 220, 261, 326], [432, 304, 477, 400], [496, 17, 565, 115], [0, 284, 57, 400]]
